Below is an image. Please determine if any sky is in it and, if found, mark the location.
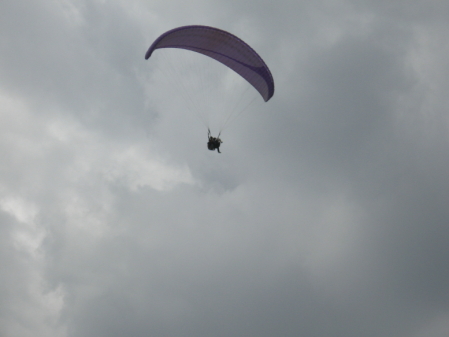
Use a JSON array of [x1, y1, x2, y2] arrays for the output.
[[1, 0, 449, 336]]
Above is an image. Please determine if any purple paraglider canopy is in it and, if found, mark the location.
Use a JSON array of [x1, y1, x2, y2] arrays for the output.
[[145, 25, 274, 102]]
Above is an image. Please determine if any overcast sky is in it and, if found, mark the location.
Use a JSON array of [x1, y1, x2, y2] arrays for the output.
[[1, 0, 449, 336]]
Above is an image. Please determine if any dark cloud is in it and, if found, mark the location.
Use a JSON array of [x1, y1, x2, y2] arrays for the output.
[[1, 0, 449, 336]]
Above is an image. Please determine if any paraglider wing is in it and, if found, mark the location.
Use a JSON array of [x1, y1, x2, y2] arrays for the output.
[[145, 25, 274, 102]]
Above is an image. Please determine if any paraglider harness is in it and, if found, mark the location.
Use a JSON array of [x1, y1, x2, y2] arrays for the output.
[[207, 129, 222, 153]]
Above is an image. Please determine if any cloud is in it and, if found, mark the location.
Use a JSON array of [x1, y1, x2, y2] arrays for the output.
[[1, 0, 449, 336]]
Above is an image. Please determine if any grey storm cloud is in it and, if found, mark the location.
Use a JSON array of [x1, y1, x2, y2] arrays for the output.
[[1, 0, 449, 336]]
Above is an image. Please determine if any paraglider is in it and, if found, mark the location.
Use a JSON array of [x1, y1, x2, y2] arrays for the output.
[[207, 129, 222, 153], [145, 25, 274, 153]]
